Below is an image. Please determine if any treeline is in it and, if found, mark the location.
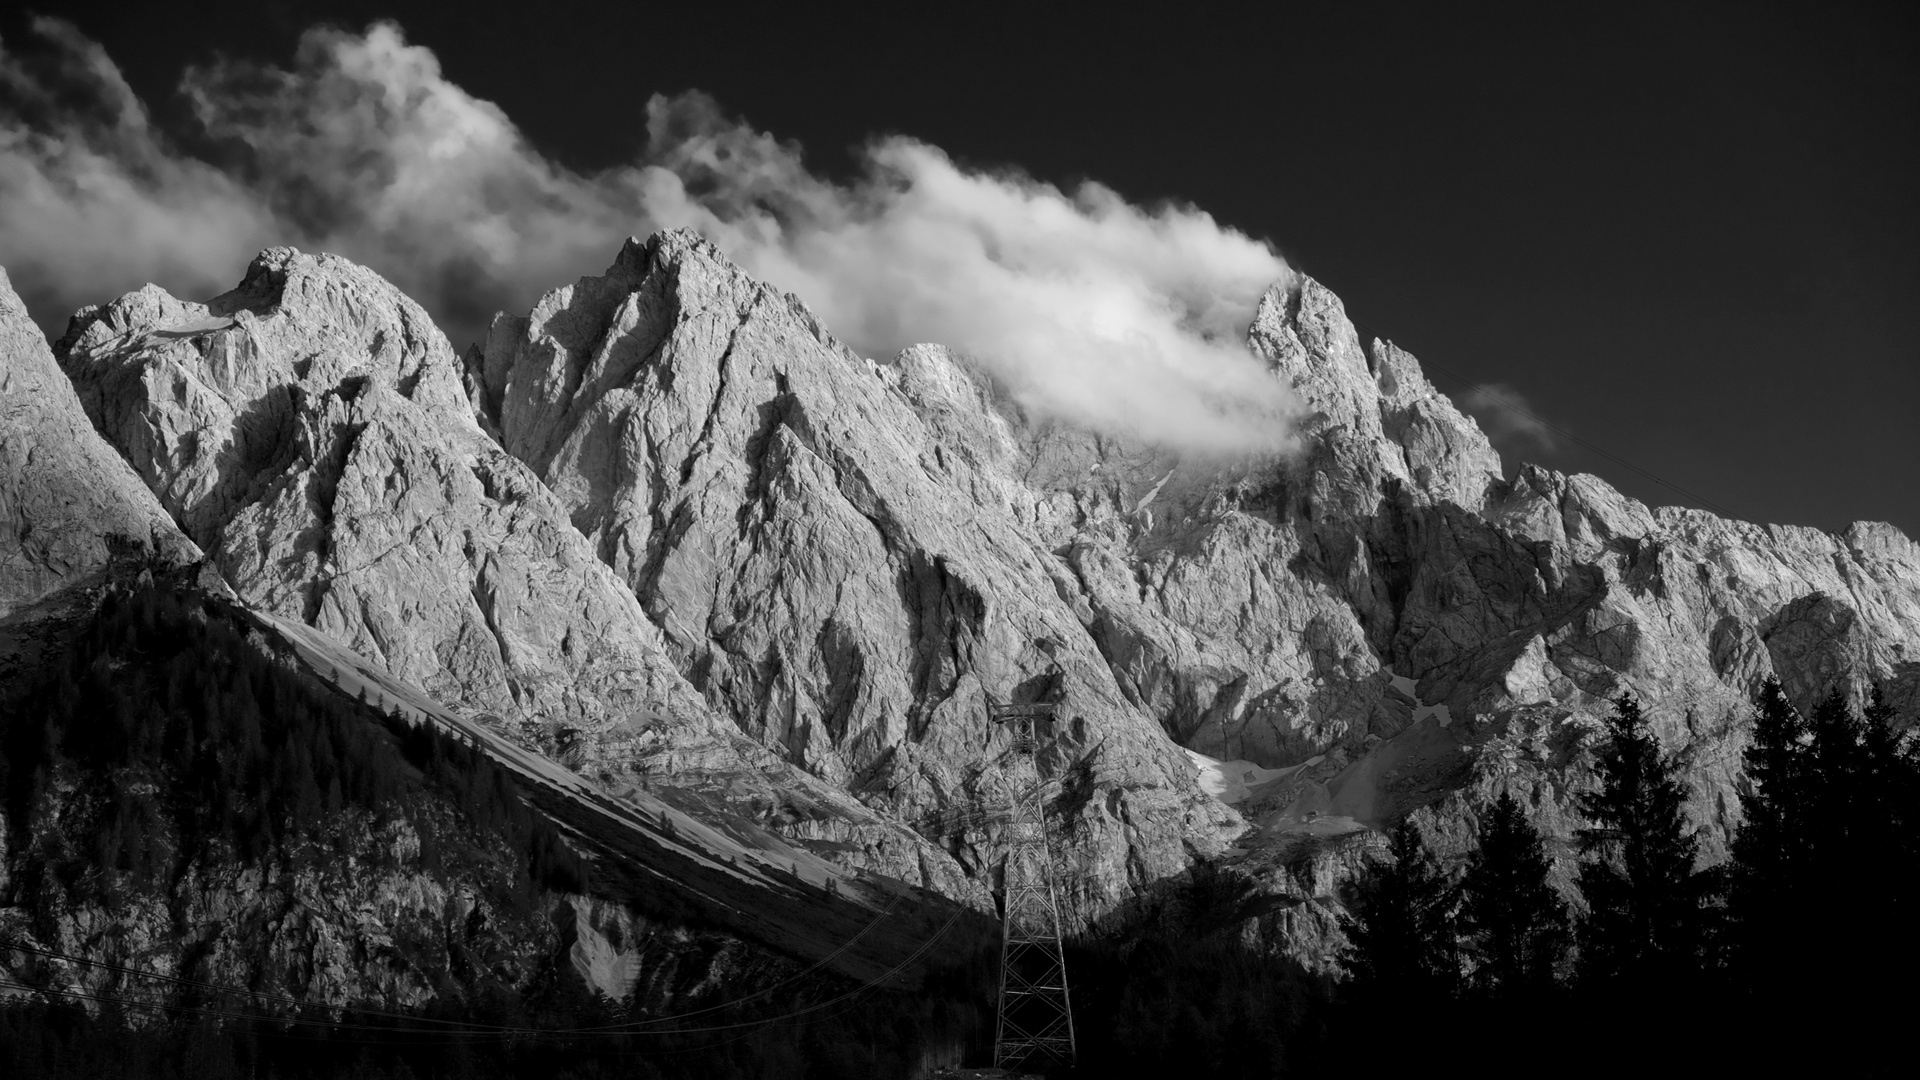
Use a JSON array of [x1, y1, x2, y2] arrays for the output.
[[1340, 681, 1918, 1074], [1054, 680, 1917, 1079], [0, 583, 585, 919], [1064, 860, 1334, 1078], [6, 585, 1914, 1075]]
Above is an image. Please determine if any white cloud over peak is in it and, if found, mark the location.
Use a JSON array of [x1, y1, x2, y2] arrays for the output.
[[1, 19, 1296, 452]]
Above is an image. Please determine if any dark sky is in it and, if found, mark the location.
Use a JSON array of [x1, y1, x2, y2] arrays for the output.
[[10, 0, 1918, 536]]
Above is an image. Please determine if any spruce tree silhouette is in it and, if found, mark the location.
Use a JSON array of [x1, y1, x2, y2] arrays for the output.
[[1575, 694, 1716, 990], [1343, 816, 1459, 1002], [1727, 679, 1919, 1071], [1729, 676, 1818, 999], [1856, 684, 1920, 1007], [1860, 684, 1920, 872], [1461, 791, 1567, 997]]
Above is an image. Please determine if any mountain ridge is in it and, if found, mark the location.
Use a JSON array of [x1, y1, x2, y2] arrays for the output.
[[5, 229, 1917, 981]]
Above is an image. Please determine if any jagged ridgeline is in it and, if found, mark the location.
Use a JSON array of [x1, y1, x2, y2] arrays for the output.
[[4, 217, 1920, 1078]]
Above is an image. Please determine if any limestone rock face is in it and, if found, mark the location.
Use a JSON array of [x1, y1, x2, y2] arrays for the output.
[[995, 274, 1506, 773], [468, 231, 1242, 921], [0, 267, 198, 615], [36, 229, 1920, 963], [53, 247, 976, 903], [57, 248, 670, 736], [1415, 468, 1920, 860], [468, 233, 1920, 947]]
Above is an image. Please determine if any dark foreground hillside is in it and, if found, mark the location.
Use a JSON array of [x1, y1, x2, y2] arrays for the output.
[[0, 580, 989, 1079], [3, 578, 1917, 1078]]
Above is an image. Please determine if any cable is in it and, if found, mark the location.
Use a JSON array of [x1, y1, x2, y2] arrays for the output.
[[593, 906, 965, 1039], [0, 907, 962, 1045], [0, 977, 423, 1038], [572, 889, 905, 1032], [1414, 354, 1744, 520], [0, 977, 622, 1052], [626, 905, 968, 1055], [2, 883, 902, 1035], [1, 940, 514, 1032], [0, 900, 961, 1042]]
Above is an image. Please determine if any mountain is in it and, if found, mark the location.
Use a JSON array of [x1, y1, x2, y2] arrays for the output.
[[4, 227, 1918, 1009], [461, 231, 1920, 956], [463, 231, 1241, 921], [0, 267, 199, 620], [46, 244, 981, 902], [0, 252, 993, 1072]]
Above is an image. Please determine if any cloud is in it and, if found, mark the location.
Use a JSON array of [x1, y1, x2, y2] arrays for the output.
[[1455, 382, 1563, 457], [0, 17, 282, 327], [0, 19, 1296, 453]]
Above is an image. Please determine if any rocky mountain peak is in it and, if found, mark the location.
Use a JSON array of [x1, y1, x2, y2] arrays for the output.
[[466, 232, 1249, 916], [48, 243, 993, 907], [1247, 272, 1502, 520], [11, 228, 1920, 972], [0, 266, 200, 617]]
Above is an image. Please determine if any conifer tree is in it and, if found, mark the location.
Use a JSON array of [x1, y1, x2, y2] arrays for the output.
[[1343, 816, 1459, 1000], [1860, 685, 1920, 862], [1729, 677, 1814, 981], [1461, 790, 1567, 995], [1731, 678, 1810, 889], [1728, 679, 1918, 1067], [1575, 694, 1714, 986], [1808, 688, 1870, 844], [1857, 684, 1920, 993]]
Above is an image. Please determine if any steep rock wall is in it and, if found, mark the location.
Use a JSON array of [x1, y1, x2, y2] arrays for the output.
[[0, 267, 199, 617], [51, 249, 976, 904], [467, 232, 1242, 920], [31, 230, 1920, 961]]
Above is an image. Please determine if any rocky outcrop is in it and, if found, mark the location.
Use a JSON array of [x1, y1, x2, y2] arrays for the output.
[[52, 248, 978, 905], [467, 232, 1242, 922], [33, 229, 1920, 966], [465, 231, 1920, 943], [992, 274, 1505, 774], [0, 267, 198, 616]]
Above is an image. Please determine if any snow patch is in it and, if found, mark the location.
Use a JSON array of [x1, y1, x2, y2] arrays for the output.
[[1185, 748, 1294, 806], [1386, 667, 1451, 727]]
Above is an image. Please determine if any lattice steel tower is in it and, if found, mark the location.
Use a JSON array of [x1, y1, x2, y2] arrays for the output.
[[987, 699, 1077, 1070]]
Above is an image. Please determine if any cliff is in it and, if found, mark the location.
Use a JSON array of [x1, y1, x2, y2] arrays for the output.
[[0, 268, 199, 619]]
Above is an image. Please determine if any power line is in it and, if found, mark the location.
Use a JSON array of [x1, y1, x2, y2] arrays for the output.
[[587, 889, 904, 1032], [0, 903, 960, 1043], [0, 940, 511, 1033]]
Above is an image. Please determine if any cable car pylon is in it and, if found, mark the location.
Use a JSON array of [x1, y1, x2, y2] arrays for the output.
[[986, 696, 1077, 1071]]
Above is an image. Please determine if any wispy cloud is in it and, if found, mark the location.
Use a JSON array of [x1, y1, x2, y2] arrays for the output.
[[0, 17, 281, 326], [0, 19, 1297, 453], [1455, 381, 1563, 458]]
